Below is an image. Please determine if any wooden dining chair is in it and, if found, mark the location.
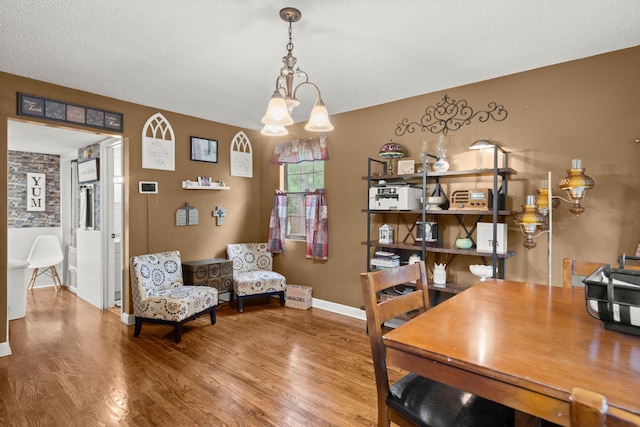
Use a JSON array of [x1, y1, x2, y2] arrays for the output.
[[360, 261, 514, 427], [562, 258, 605, 288], [570, 387, 640, 426]]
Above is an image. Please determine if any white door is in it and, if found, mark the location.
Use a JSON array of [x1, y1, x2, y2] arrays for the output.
[[101, 138, 123, 310]]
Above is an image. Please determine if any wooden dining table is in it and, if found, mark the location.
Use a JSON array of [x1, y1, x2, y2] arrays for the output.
[[383, 279, 640, 426]]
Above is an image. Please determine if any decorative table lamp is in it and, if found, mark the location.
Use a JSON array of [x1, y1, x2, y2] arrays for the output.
[[378, 141, 404, 175]]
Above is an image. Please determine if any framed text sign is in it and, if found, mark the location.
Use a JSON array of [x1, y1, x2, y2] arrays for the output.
[[78, 159, 100, 183], [27, 173, 46, 212], [17, 93, 123, 132]]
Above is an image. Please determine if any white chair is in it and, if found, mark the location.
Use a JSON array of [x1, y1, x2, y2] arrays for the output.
[[26, 235, 64, 292]]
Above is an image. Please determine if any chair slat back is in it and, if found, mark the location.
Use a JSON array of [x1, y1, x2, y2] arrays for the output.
[[360, 262, 431, 426], [571, 387, 640, 427], [563, 258, 605, 288]]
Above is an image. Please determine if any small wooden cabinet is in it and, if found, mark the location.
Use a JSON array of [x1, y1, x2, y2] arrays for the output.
[[182, 258, 234, 297]]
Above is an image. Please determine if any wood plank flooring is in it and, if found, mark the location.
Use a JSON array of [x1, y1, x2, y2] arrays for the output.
[[0, 288, 385, 426]]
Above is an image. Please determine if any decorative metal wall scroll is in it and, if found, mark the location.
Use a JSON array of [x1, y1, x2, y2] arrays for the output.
[[395, 94, 508, 136], [17, 93, 123, 132]]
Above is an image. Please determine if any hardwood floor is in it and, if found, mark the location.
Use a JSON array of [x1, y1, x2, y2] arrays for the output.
[[0, 288, 382, 426]]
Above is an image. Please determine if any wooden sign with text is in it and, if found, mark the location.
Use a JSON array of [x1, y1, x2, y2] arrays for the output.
[[17, 93, 123, 132], [27, 173, 46, 212]]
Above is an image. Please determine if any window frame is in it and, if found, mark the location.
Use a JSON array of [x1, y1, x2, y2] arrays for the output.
[[284, 160, 324, 240]]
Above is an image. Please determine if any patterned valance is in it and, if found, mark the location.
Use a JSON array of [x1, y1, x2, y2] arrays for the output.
[[270, 136, 329, 165]]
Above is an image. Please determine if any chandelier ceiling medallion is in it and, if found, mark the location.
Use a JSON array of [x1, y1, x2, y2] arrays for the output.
[[260, 7, 334, 136]]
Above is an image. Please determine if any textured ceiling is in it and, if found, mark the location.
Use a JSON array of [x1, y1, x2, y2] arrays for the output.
[[2, 0, 640, 139]]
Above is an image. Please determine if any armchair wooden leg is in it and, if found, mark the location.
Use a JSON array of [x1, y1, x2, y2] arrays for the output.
[[278, 291, 285, 307], [174, 324, 183, 343], [133, 318, 142, 337], [237, 296, 244, 313], [209, 307, 217, 325]]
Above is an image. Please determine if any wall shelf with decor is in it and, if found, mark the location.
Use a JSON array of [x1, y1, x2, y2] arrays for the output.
[[363, 153, 516, 299], [182, 181, 230, 190]]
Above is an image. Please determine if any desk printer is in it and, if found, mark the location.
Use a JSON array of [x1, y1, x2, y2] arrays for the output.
[[369, 184, 421, 210]]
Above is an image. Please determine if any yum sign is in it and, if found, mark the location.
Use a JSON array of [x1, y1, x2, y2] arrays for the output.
[[27, 173, 46, 212]]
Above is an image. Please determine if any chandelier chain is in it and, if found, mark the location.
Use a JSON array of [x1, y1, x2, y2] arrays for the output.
[[287, 22, 294, 54]]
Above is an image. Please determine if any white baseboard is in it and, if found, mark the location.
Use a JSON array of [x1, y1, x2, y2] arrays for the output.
[[311, 298, 404, 328], [116, 298, 367, 326], [121, 311, 135, 325], [0, 341, 12, 357], [311, 298, 366, 321]]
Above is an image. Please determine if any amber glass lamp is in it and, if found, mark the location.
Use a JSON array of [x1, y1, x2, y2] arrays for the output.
[[558, 159, 595, 215], [514, 195, 545, 249], [515, 160, 596, 286]]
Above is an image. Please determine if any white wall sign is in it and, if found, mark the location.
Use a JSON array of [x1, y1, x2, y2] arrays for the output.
[[230, 131, 253, 178], [142, 112, 175, 171], [78, 158, 99, 183], [27, 172, 46, 211]]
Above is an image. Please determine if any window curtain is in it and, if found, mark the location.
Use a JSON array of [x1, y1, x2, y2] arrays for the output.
[[270, 136, 329, 165], [267, 192, 288, 253], [305, 189, 328, 260]]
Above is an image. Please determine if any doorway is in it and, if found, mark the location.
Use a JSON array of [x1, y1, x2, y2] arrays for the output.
[[7, 119, 124, 314], [101, 139, 123, 311]]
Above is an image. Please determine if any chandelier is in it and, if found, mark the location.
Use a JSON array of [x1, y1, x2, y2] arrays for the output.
[[260, 7, 334, 136]]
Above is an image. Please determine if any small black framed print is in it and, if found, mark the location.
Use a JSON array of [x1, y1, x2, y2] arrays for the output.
[[190, 136, 218, 163]]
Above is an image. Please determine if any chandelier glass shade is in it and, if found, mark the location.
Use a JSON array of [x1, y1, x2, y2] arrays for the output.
[[260, 7, 334, 136]]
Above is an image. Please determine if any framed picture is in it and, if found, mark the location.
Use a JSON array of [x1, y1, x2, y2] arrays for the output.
[[78, 158, 100, 183], [198, 176, 212, 187], [190, 136, 218, 163]]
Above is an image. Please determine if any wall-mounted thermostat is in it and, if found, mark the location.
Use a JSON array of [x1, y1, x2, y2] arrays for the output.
[[139, 181, 158, 194]]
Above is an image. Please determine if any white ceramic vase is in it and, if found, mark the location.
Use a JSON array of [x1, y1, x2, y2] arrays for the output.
[[433, 263, 447, 285]]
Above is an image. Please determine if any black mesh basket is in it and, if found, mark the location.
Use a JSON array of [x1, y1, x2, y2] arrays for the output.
[[583, 264, 640, 336]]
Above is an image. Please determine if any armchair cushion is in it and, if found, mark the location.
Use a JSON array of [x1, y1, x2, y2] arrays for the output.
[[135, 285, 217, 321], [234, 271, 286, 297]]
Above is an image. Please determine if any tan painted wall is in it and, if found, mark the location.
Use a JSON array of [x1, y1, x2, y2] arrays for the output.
[[1, 73, 259, 346], [258, 46, 640, 307], [1, 46, 639, 347]]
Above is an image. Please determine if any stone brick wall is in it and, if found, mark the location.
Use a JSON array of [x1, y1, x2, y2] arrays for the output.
[[8, 151, 60, 228]]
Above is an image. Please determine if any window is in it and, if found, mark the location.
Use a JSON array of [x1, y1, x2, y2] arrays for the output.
[[285, 161, 324, 240]]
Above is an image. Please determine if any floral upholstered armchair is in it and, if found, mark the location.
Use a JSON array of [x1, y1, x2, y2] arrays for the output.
[[130, 250, 218, 342], [226, 243, 286, 313]]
